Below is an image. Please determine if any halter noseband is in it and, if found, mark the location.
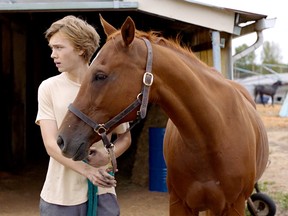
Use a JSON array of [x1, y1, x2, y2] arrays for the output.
[[67, 37, 153, 173]]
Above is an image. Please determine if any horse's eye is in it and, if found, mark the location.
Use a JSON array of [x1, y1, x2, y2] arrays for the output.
[[94, 73, 107, 81]]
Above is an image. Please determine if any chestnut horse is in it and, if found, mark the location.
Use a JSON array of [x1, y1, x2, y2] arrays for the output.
[[57, 15, 269, 215]]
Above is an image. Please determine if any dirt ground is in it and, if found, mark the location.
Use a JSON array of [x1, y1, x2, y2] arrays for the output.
[[0, 104, 287, 216]]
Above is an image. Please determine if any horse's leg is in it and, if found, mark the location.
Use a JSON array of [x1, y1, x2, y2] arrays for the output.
[[271, 96, 274, 107], [224, 195, 246, 216], [254, 91, 258, 103], [260, 94, 265, 106], [169, 190, 198, 216]]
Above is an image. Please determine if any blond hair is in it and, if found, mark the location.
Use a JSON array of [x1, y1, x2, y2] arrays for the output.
[[45, 15, 100, 63]]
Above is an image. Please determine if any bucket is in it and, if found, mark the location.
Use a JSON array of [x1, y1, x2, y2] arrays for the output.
[[149, 127, 168, 192]]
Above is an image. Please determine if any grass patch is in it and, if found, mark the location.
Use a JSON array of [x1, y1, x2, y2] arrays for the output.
[[257, 181, 288, 211], [273, 191, 288, 210], [245, 181, 288, 215], [235, 181, 288, 215]]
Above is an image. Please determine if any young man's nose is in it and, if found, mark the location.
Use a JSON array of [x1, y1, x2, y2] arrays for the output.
[[51, 49, 57, 58]]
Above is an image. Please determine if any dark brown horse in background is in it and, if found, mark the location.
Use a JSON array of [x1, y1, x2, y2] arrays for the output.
[[57, 15, 269, 215], [254, 80, 282, 106]]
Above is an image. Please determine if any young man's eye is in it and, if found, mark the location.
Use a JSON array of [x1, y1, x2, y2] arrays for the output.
[[51, 46, 62, 51]]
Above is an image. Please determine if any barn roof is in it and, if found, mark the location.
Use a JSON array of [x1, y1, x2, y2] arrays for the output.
[[0, 0, 275, 36]]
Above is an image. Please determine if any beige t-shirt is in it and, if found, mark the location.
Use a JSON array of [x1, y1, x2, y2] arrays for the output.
[[36, 72, 129, 205]]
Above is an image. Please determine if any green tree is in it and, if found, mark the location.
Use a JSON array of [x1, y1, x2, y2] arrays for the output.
[[234, 44, 258, 78], [261, 41, 282, 64], [235, 44, 256, 66], [260, 41, 288, 73]]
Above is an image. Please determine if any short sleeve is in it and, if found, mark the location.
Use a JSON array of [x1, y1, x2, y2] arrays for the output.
[[112, 122, 130, 134], [35, 80, 55, 125]]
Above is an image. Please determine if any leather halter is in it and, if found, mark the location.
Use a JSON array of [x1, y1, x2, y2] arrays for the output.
[[67, 37, 153, 173]]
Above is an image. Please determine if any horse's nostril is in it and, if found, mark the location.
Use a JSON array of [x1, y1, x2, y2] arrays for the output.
[[57, 136, 64, 150]]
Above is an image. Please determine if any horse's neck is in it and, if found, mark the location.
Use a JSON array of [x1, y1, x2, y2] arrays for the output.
[[272, 83, 280, 89], [153, 46, 225, 137]]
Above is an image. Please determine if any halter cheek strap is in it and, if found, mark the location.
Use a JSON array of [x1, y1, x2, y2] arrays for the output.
[[140, 38, 153, 118]]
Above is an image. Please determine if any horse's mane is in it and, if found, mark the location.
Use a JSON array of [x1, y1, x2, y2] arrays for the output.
[[107, 29, 208, 68], [138, 31, 200, 58]]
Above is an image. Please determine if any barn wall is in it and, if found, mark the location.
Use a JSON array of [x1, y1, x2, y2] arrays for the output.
[[1, 17, 14, 170], [131, 105, 168, 186], [11, 19, 27, 166], [0, 15, 28, 170], [190, 29, 232, 78]]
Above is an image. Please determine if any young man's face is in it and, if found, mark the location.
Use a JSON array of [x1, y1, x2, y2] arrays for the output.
[[49, 32, 83, 73]]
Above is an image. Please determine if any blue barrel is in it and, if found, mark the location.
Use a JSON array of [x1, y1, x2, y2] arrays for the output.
[[149, 127, 168, 192]]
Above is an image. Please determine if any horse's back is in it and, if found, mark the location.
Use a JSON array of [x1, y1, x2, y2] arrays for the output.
[[228, 80, 256, 108]]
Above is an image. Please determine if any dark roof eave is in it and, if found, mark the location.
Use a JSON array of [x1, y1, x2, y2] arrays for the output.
[[0, 1, 138, 12]]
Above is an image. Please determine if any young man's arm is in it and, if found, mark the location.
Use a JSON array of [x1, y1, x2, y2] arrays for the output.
[[39, 119, 116, 187]]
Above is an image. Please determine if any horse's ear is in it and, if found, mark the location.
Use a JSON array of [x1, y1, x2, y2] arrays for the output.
[[99, 14, 117, 36], [121, 16, 135, 46]]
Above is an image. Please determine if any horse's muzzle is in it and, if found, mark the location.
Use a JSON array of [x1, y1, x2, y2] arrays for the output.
[[57, 135, 88, 161]]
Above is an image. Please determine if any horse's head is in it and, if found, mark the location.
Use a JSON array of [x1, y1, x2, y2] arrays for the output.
[[57, 15, 153, 160], [273, 80, 282, 86]]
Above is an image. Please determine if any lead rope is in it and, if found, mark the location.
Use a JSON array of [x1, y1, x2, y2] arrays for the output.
[[87, 179, 98, 216], [83, 158, 98, 216], [85, 134, 114, 216]]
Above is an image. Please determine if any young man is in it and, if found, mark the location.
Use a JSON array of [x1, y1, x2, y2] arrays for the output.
[[36, 15, 131, 216]]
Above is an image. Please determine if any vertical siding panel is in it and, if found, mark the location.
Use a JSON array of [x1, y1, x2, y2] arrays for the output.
[[11, 21, 27, 166], [0, 19, 14, 169]]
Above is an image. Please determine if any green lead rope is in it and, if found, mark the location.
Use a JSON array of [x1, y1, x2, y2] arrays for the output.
[[84, 159, 98, 216], [87, 170, 114, 216], [85, 154, 115, 216], [87, 179, 98, 216]]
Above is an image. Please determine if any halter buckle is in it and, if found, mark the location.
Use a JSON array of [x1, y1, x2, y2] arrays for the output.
[[94, 124, 107, 135], [143, 72, 154, 86]]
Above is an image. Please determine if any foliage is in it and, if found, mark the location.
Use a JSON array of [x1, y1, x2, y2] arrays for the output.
[[261, 41, 282, 65], [233, 44, 258, 78], [234, 41, 288, 78], [235, 44, 256, 65]]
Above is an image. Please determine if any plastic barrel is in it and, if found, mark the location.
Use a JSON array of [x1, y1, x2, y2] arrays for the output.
[[149, 127, 168, 192]]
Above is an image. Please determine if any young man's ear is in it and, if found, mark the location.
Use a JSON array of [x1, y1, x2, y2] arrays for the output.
[[79, 50, 84, 56]]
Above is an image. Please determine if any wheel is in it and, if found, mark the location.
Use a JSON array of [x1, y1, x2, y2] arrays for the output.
[[247, 192, 276, 216]]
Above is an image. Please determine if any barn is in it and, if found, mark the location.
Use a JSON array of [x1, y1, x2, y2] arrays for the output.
[[0, 0, 274, 185]]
